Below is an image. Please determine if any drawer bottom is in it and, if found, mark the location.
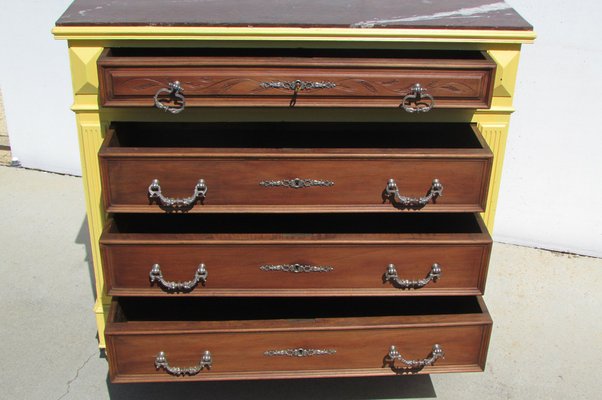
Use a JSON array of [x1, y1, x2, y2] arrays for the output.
[[106, 296, 492, 383]]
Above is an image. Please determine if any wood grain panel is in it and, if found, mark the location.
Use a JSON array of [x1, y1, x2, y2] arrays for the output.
[[99, 123, 492, 213], [102, 244, 491, 297], [105, 296, 492, 382], [98, 49, 496, 109]]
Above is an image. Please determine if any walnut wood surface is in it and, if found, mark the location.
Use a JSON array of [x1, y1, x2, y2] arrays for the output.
[[98, 49, 496, 109], [105, 296, 492, 382], [102, 244, 490, 297], [100, 212, 491, 297], [99, 123, 492, 213], [56, 0, 532, 30]]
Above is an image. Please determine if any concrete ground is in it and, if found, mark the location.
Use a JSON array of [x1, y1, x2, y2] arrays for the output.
[[1, 165, 600, 400]]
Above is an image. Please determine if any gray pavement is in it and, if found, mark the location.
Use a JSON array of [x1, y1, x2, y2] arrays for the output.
[[0, 165, 600, 399]]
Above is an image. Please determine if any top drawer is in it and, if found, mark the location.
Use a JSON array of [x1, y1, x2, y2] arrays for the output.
[[98, 48, 496, 111]]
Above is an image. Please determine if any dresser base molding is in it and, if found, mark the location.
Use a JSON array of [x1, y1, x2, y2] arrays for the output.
[[106, 296, 492, 383]]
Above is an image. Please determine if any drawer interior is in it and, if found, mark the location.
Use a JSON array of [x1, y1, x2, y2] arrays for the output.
[[107, 122, 485, 149], [106, 47, 489, 60], [108, 213, 484, 234], [114, 296, 484, 323]]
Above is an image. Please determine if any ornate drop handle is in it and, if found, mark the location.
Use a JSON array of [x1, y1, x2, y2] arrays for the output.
[[148, 179, 207, 209], [386, 344, 444, 369], [155, 351, 212, 376], [385, 263, 441, 289], [150, 263, 207, 292], [154, 81, 186, 114], [402, 83, 435, 113], [385, 178, 442, 208], [260, 80, 337, 92]]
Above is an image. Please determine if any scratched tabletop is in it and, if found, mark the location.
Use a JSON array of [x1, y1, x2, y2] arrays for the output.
[[56, 0, 532, 30]]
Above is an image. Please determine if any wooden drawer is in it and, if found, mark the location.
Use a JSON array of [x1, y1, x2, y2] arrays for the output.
[[99, 122, 492, 213], [106, 296, 492, 383], [98, 48, 496, 110], [100, 213, 491, 297]]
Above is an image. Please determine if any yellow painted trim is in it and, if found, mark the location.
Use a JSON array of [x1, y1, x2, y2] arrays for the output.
[[53, 26, 536, 44]]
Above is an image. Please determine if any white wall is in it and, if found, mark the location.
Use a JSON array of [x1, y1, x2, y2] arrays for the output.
[[1, 1, 600, 257], [0, 0, 78, 175], [495, 0, 602, 257]]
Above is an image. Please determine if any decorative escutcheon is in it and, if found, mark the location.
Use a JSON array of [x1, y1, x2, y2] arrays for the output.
[[386, 344, 444, 369], [385, 178, 442, 208], [385, 263, 442, 289], [148, 179, 207, 209], [154, 81, 186, 114], [259, 178, 334, 189], [401, 83, 435, 113], [264, 348, 336, 357], [260, 264, 334, 273], [260, 80, 337, 92], [155, 351, 212, 376], [150, 263, 207, 292]]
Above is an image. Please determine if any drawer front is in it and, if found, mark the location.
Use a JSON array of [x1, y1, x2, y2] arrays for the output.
[[102, 244, 491, 296], [100, 158, 491, 213], [107, 320, 491, 382], [98, 50, 496, 109]]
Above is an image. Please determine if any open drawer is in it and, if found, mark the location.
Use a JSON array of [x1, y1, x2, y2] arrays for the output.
[[99, 122, 493, 213], [100, 213, 491, 297], [106, 296, 492, 382], [98, 48, 496, 111]]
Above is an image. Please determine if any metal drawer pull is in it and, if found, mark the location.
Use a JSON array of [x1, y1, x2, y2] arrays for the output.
[[149, 263, 207, 292], [260, 178, 334, 189], [264, 348, 336, 357], [148, 179, 207, 209], [260, 80, 337, 92], [385, 178, 442, 208], [260, 264, 334, 273], [155, 351, 212, 376], [154, 81, 186, 114], [385, 263, 441, 289], [402, 83, 435, 113], [386, 344, 444, 369]]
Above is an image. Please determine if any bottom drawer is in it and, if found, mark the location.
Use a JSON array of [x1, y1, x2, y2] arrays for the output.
[[106, 296, 492, 383]]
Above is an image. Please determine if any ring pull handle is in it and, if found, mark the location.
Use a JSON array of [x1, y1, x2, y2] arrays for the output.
[[148, 179, 207, 210], [385, 178, 442, 209], [154, 81, 186, 114], [402, 83, 435, 113], [386, 344, 444, 369], [155, 351, 212, 376], [150, 263, 207, 292], [385, 263, 441, 289]]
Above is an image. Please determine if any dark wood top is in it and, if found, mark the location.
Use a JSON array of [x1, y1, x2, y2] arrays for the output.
[[56, 0, 532, 30]]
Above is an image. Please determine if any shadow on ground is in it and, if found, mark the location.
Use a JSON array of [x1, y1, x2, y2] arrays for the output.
[[106, 374, 436, 400]]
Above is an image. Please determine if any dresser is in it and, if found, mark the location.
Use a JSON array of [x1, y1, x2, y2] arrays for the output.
[[53, 0, 534, 383]]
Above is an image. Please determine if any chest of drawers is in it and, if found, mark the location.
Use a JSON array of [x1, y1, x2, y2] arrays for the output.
[[54, 0, 533, 383]]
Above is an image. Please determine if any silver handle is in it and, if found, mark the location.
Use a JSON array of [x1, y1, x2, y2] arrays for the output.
[[385, 263, 441, 289], [149, 263, 207, 292], [148, 179, 207, 209], [402, 83, 435, 113], [385, 178, 442, 208], [260, 80, 337, 92], [154, 81, 186, 114], [386, 344, 444, 369], [155, 351, 212, 376]]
